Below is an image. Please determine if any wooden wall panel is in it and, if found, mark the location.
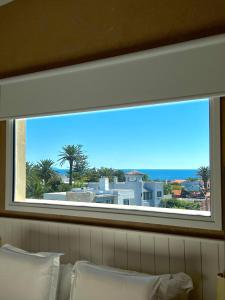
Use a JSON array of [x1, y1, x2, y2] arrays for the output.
[[127, 231, 141, 272], [185, 240, 203, 300], [38, 221, 49, 252], [140, 233, 155, 274], [79, 226, 91, 261], [169, 238, 185, 274], [0, 218, 224, 300], [114, 231, 128, 269], [201, 242, 220, 300], [0, 0, 225, 78], [155, 236, 170, 274], [90, 229, 103, 265], [68, 224, 79, 263], [102, 229, 115, 267]]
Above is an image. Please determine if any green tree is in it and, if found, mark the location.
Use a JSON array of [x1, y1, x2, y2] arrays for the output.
[[96, 167, 125, 182], [112, 169, 125, 182], [98, 167, 115, 181], [26, 160, 71, 198], [84, 167, 125, 182], [58, 144, 88, 185], [84, 168, 99, 182], [36, 159, 55, 185], [73, 145, 88, 181], [26, 162, 44, 198], [159, 198, 200, 210], [197, 166, 210, 190], [163, 183, 172, 195], [142, 174, 149, 181], [45, 173, 63, 193], [186, 177, 198, 182]]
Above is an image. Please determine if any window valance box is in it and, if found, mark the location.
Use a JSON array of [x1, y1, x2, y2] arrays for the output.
[[0, 34, 225, 119]]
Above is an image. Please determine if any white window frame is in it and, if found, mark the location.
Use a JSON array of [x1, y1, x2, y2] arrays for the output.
[[1, 34, 225, 230], [4, 97, 222, 230]]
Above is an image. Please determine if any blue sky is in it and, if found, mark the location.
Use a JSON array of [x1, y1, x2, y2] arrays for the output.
[[24, 99, 209, 169]]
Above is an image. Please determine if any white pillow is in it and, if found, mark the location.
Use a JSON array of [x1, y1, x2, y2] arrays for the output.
[[70, 261, 193, 300], [58, 263, 73, 300], [0, 244, 63, 300], [70, 261, 161, 300], [156, 272, 193, 300]]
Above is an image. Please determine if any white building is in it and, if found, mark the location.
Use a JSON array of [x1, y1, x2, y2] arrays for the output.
[[44, 176, 135, 205], [88, 171, 164, 207], [44, 171, 164, 207]]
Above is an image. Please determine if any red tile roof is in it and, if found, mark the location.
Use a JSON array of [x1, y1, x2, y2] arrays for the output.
[[171, 180, 186, 184]]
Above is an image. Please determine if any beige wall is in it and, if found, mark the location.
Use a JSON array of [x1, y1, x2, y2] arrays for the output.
[[0, 0, 225, 78], [15, 120, 26, 201]]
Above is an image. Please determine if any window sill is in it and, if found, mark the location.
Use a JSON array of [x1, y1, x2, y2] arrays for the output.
[[15, 198, 211, 217], [6, 198, 219, 231]]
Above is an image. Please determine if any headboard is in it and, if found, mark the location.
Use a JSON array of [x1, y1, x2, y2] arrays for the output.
[[0, 217, 224, 300]]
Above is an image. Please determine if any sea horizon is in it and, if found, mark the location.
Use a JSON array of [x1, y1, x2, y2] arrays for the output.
[[54, 168, 200, 181]]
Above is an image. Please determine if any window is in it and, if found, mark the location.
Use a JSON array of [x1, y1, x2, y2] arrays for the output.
[[157, 191, 162, 198], [3, 35, 224, 231], [123, 199, 130, 205], [143, 192, 152, 200], [7, 96, 221, 230], [15, 98, 211, 213]]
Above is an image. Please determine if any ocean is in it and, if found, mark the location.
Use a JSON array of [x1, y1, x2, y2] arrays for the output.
[[123, 169, 199, 181], [55, 168, 199, 181]]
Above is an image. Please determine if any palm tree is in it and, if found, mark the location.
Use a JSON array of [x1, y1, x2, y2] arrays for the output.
[[36, 159, 55, 185], [26, 161, 35, 178], [26, 161, 44, 199], [197, 166, 210, 191], [58, 144, 88, 186]]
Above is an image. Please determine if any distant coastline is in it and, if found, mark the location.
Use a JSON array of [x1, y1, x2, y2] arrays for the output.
[[54, 168, 199, 181]]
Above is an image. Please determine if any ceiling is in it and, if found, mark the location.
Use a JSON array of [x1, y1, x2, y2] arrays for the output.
[[0, 0, 225, 78]]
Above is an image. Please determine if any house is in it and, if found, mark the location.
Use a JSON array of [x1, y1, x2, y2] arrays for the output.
[[181, 180, 202, 192], [172, 189, 182, 198], [88, 172, 164, 207], [45, 173, 163, 207]]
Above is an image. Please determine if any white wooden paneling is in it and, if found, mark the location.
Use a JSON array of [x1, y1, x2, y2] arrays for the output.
[[102, 228, 115, 267], [58, 223, 70, 263], [155, 236, 170, 274], [11, 219, 22, 248], [140, 233, 155, 274], [79, 226, 91, 261], [201, 242, 220, 300], [114, 230, 128, 269], [90, 228, 103, 265], [21, 220, 31, 251], [47, 222, 59, 253], [67, 224, 80, 263], [38, 221, 49, 252], [0, 217, 224, 300], [29, 221, 40, 252], [185, 239, 203, 300], [169, 238, 185, 274], [127, 231, 141, 272]]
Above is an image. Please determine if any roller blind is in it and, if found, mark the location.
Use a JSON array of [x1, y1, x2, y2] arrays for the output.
[[0, 34, 225, 119]]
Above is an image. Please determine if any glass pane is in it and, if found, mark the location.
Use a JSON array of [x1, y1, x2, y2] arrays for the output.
[[15, 98, 210, 213]]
